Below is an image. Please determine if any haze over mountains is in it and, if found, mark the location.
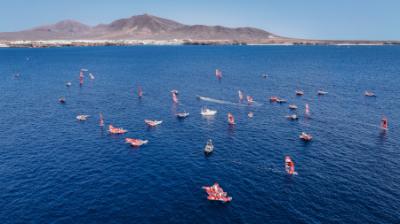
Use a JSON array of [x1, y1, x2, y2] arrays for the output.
[[0, 14, 279, 41], [1, 14, 398, 47]]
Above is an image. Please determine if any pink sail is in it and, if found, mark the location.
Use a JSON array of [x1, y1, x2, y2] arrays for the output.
[[228, 113, 235, 125], [247, 95, 254, 104], [108, 124, 127, 134], [305, 103, 310, 116], [381, 116, 388, 130], [285, 156, 295, 175], [202, 183, 232, 203], [138, 86, 143, 98], [79, 70, 84, 86], [99, 113, 104, 127], [215, 69, 222, 79], [172, 91, 179, 104]]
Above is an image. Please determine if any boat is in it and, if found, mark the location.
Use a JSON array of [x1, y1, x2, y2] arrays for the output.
[[270, 96, 279, 102], [66, 82, 72, 87], [89, 73, 95, 80], [227, 113, 235, 125], [207, 195, 232, 202], [317, 90, 328, 95], [176, 112, 190, 119], [246, 95, 254, 104], [296, 90, 304, 96], [99, 113, 104, 127], [108, 124, 127, 134], [76, 115, 89, 121], [171, 91, 179, 104], [365, 91, 376, 97], [59, 97, 66, 104], [288, 104, 297, 110], [201, 107, 217, 116], [276, 98, 287, 103], [238, 90, 244, 101], [285, 156, 296, 175], [305, 103, 310, 116], [286, 114, 298, 120], [171, 89, 179, 95], [299, 132, 312, 141], [381, 116, 388, 130], [215, 69, 222, 79], [202, 183, 232, 203], [204, 139, 214, 154], [262, 74, 268, 79], [138, 86, 143, 98], [145, 119, 163, 127], [125, 138, 148, 147], [248, 112, 254, 118], [80, 68, 89, 72]]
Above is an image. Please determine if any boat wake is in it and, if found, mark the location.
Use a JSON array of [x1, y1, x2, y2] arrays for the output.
[[197, 96, 262, 107]]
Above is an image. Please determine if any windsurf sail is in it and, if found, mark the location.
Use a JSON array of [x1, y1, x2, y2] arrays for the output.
[[215, 69, 222, 79], [300, 132, 312, 141], [228, 113, 235, 125], [285, 156, 296, 175], [172, 91, 179, 104], [202, 183, 232, 202], [99, 113, 104, 127], [248, 112, 254, 118], [79, 70, 84, 85], [125, 138, 148, 147], [247, 95, 254, 104], [305, 103, 310, 116], [89, 73, 95, 80], [138, 86, 143, 98], [108, 124, 127, 134], [238, 90, 244, 101], [381, 116, 388, 130], [145, 119, 163, 127]]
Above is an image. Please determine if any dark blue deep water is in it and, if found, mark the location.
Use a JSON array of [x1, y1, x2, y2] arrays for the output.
[[0, 46, 399, 224]]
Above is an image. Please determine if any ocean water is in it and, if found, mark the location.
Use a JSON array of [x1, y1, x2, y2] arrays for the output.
[[0, 46, 399, 224]]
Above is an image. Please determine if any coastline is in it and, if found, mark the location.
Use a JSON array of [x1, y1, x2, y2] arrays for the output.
[[0, 39, 399, 48]]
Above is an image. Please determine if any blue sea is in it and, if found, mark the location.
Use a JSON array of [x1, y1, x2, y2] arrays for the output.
[[0, 46, 399, 224]]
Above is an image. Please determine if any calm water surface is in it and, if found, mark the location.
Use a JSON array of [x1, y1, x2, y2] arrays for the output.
[[0, 46, 399, 223]]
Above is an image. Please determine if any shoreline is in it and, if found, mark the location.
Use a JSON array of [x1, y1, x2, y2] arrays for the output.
[[0, 39, 399, 48]]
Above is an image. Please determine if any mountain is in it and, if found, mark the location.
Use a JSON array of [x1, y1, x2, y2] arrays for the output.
[[33, 20, 92, 33], [0, 14, 280, 41]]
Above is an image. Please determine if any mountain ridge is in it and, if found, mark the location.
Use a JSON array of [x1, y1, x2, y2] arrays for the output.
[[0, 14, 279, 41]]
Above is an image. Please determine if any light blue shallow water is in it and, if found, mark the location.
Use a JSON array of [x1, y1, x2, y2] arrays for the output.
[[0, 46, 399, 224]]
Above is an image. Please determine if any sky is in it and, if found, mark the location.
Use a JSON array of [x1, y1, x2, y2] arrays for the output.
[[0, 0, 399, 40]]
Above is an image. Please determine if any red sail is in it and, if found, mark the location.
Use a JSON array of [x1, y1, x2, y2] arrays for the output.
[[381, 116, 388, 130], [285, 156, 295, 175], [228, 113, 235, 125]]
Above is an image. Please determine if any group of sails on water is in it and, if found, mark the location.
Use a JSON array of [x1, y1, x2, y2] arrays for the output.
[[59, 68, 388, 203]]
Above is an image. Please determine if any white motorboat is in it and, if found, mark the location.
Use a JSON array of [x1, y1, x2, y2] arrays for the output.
[[201, 107, 217, 116]]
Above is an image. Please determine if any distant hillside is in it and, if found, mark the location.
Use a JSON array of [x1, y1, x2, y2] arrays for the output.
[[0, 14, 280, 41]]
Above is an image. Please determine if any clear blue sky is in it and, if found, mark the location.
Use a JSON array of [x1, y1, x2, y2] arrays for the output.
[[1, 0, 399, 40]]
